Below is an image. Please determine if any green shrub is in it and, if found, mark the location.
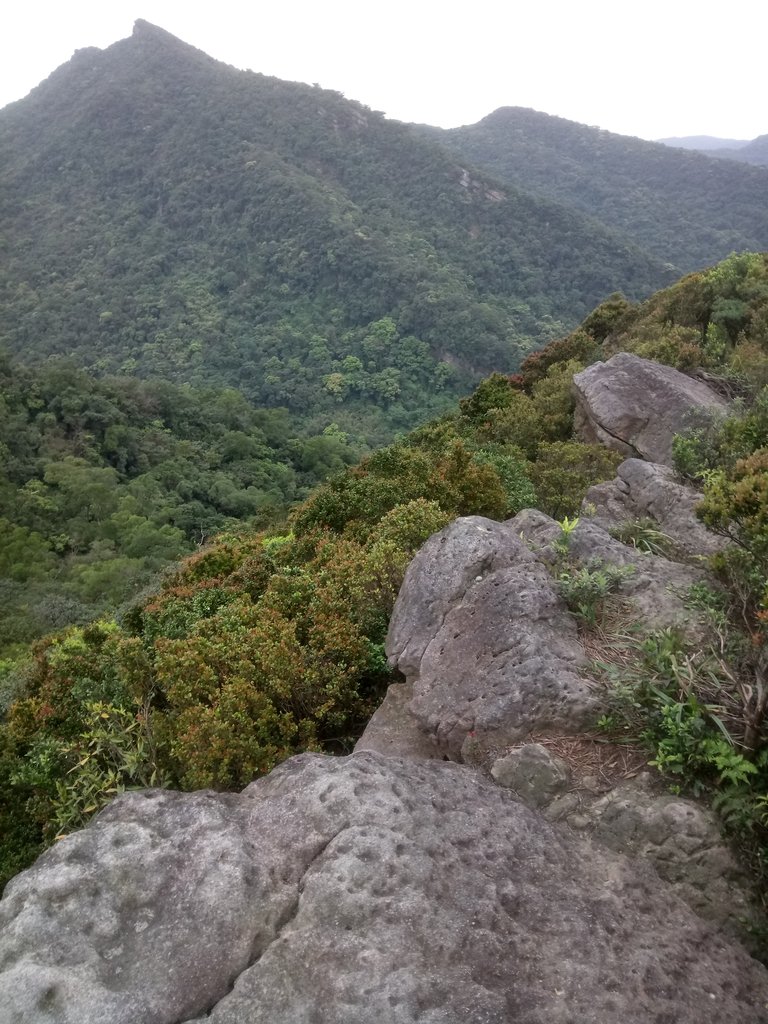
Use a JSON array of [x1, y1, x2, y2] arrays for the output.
[[529, 441, 622, 519], [518, 328, 601, 388], [458, 373, 519, 422], [471, 446, 536, 517], [557, 561, 634, 627], [368, 499, 452, 551], [475, 391, 543, 456], [530, 358, 585, 441], [625, 323, 703, 369], [48, 702, 169, 836]]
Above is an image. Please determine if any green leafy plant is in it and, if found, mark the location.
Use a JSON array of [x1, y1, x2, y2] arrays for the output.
[[560, 515, 580, 538], [595, 618, 768, 908], [14, 701, 170, 839], [552, 515, 580, 556], [644, 692, 753, 794], [609, 517, 679, 559], [557, 560, 634, 627]]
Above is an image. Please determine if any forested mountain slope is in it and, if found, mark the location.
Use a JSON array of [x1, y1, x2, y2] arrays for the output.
[[0, 21, 668, 437], [429, 107, 768, 271]]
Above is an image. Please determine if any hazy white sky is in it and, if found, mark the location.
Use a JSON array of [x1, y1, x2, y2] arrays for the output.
[[1, 1, 765, 141]]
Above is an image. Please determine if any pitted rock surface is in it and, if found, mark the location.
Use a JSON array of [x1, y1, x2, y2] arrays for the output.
[[387, 517, 598, 758], [488, 744, 759, 945], [547, 773, 761, 944], [0, 788, 291, 1024], [583, 458, 728, 557], [1, 752, 767, 1024], [572, 352, 727, 466], [511, 508, 709, 638]]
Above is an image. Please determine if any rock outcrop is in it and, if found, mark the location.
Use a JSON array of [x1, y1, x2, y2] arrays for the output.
[[583, 774, 758, 932], [365, 500, 715, 759], [385, 516, 597, 759], [583, 457, 728, 557], [354, 680, 442, 760], [490, 741, 570, 806], [491, 743, 758, 940], [1, 751, 767, 1024], [364, 498, 754, 939], [572, 352, 727, 466]]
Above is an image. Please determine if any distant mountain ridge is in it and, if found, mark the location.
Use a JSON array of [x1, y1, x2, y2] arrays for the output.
[[427, 107, 768, 271], [700, 135, 768, 167], [657, 135, 750, 151], [658, 133, 768, 167], [3, 23, 768, 448]]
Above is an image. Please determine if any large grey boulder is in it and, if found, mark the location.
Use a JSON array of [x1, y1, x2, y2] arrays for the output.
[[383, 505, 712, 760], [573, 353, 727, 466], [385, 516, 530, 679], [386, 517, 598, 758], [583, 458, 727, 557], [1, 752, 766, 1024]]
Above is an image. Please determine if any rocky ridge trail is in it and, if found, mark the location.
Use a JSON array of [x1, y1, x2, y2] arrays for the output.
[[1, 354, 766, 1022]]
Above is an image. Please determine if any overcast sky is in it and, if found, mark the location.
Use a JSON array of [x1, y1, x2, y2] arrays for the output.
[[1, 1, 765, 141]]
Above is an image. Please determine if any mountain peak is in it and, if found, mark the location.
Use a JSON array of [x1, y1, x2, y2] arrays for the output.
[[131, 19, 187, 45], [133, 18, 166, 34], [128, 19, 211, 59]]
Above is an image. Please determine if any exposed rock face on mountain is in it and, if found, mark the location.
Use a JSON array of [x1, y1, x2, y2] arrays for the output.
[[572, 353, 727, 465], [583, 457, 728, 557], [363, 470, 756, 939], [385, 516, 597, 759], [2, 751, 767, 1024]]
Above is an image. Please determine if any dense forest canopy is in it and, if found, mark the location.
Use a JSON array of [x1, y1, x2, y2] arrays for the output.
[[0, 354, 378, 656]]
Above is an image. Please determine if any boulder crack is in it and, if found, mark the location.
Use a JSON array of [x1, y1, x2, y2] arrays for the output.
[[591, 412, 644, 457], [185, 826, 350, 1022]]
